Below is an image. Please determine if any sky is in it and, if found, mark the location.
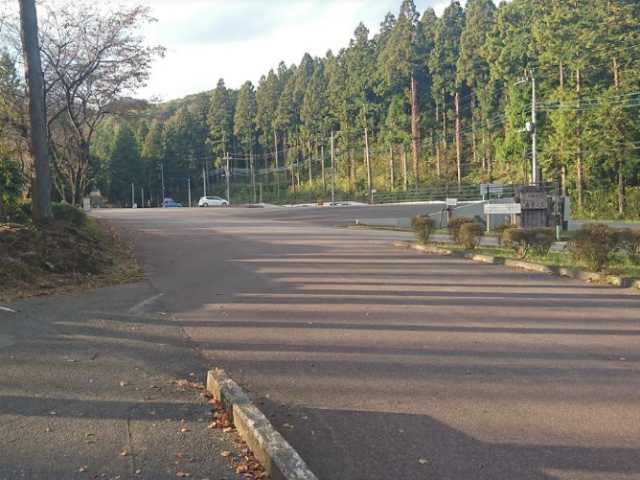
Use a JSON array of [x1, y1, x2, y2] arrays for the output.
[[135, 0, 453, 102]]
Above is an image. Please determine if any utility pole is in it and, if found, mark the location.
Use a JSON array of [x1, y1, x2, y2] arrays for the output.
[[515, 70, 538, 184], [364, 127, 372, 204], [160, 163, 165, 202], [141, 188, 144, 208], [330, 131, 335, 205], [188, 177, 192, 207], [131, 182, 134, 208], [225, 152, 230, 203], [531, 72, 537, 184], [202, 166, 206, 197]]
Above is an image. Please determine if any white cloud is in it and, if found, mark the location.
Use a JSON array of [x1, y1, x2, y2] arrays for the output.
[[134, 0, 461, 101]]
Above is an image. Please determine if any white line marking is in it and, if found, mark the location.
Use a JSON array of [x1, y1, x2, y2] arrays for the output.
[[128, 293, 164, 312]]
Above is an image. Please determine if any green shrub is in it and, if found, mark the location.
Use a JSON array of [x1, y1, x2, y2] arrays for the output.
[[619, 228, 640, 265], [459, 222, 484, 250], [532, 229, 555, 257], [495, 223, 516, 247], [448, 217, 475, 244], [411, 215, 435, 244], [5, 200, 31, 223], [503, 228, 534, 259], [52, 203, 86, 226], [567, 223, 620, 271]]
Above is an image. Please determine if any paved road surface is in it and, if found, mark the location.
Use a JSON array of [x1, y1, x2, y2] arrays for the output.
[[95, 206, 640, 480]]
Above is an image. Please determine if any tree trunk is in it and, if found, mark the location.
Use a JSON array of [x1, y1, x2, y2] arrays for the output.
[[442, 89, 448, 179], [389, 146, 395, 191], [308, 140, 313, 184], [250, 151, 256, 203], [614, 57, 623, 216], [435, 103, 441, 178], [263, 151, 269, 186], [469, 90, 477, 165], [0, 184, 6, 222], [455, 91, 462, 187], [402, 144, 408, 192], [364, 128, 372, 203], [576, 69, 583, 210], [20, 0, 53, 225], [321, 143, 326, 195], [618, 168, 625, 217], [410, 75, 420, 188]]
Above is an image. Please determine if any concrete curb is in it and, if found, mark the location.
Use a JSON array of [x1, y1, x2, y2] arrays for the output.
[[207, 369, 319, 480], [394, 241, 640, 290]]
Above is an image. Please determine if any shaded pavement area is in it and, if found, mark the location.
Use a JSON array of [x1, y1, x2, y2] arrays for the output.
[[101, 208, 640, 480], [0, 281, 255, 480]]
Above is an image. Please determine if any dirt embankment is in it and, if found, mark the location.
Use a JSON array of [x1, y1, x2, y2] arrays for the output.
[[0, 218, 143, 303]]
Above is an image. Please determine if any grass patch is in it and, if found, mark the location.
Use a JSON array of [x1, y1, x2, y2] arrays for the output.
[[435, 243, 640, 280]]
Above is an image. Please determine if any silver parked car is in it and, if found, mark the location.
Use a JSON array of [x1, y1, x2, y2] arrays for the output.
[[197, 196, 228, 207]]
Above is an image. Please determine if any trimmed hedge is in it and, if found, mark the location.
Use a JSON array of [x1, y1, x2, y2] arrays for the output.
[[495, 223, 516, 247], [567, 223, 619, 271], [619, 228, 640, 265], [459, 222, 484, 250], [503, 227, 556, 259], [448, 217, 475, 244], [411, 215, 436, 244]]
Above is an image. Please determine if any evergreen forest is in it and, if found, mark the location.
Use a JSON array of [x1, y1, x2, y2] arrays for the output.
[[2, 0, 640, 219]]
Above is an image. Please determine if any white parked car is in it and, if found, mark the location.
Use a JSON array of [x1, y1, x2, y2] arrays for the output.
[[198, 196, 228, 207]]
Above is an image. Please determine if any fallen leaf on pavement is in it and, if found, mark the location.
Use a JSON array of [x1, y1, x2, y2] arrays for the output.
[[120, 381, 129, 387], [78, 466, 86, 473], [176, 472, 191, 478], [221, 451, 231, 457], [283, 423, 294, 429], [419, 458, 428, 464]]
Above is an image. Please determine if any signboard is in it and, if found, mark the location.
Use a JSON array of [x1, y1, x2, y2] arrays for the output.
[[445, 198, 458, 207], [521, 191, 549, 209], [484, 203, 521, 215], [480, 183, 504, 196], [82, 197, 91, 212]]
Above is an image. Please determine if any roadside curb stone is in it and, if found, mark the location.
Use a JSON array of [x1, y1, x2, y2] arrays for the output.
[[395, 241, 640, 290], [207, 369, 319, 480]]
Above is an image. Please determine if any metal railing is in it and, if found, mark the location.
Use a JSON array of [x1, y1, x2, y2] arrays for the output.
[[372, 183, 559, 205]]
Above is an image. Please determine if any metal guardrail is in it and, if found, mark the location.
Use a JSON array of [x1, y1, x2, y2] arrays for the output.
[[229, 183, 561, 207], [372, 183, 559, 205]]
